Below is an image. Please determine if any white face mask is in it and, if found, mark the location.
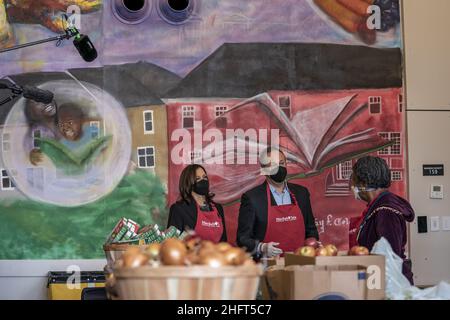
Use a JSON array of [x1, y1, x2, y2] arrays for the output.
[[352, 186, 362, 201], [351, 186, 377, 201]]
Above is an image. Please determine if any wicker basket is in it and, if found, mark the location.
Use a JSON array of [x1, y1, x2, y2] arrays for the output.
[[112, 265, 263, 300], [103, 244, 152, 271]]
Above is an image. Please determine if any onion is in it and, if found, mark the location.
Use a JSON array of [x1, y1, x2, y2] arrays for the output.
[[242, 258, 256, 266], [216, 242, 232, 253], [198, 246, 215, 258], [145, 243, 161, 260], [184, 252, 199, 266], [223, 247, 246, 266], [160, 238, 187, 265], [200, 240, 215, 250], [122, 252, 149, 268], [198, 252, 227, 268], [185, 237, 201, 252]]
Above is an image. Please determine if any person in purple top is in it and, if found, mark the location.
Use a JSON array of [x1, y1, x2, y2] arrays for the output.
[[349, 156, 415, 285]]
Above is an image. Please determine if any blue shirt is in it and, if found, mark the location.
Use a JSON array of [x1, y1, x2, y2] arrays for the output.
[[269, 183, 292, 205]]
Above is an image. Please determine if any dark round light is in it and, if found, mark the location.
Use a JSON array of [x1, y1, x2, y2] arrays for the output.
[[167, 0, 189, 11], [123, 0, 145, 11], [113, 0, 151, 24]]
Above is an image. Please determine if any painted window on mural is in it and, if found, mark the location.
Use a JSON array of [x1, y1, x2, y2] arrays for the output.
[[278, 95, 292, 118], [391, 170, 403, 182], [137, 146, 155, 168], [1, 169, 14, 190], [378, 132, 402, 155], [215, 105, 228, 128], [2, 133, 10, 152], [32, 129, 41, 149], [369, 96, 382, 114], [90, 121, 100, 139], [182, 106, 195, 129], [190, 150, 202, 163], [337, 160, 352, 181], [143, 110, 154, 134], [398, 94, 403, 113]]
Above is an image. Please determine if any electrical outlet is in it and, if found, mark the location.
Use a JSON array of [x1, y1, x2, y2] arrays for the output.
[[430, 216, 440, 232], [442, 216, 450, 231]]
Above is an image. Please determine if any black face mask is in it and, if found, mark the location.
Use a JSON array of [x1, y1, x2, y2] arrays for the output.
[[193, 179, 210, 196], [269, 166, 287, 183]]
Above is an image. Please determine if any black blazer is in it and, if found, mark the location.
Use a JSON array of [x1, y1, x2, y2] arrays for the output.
[[167, 200, 227, 242], [237, 181, 319, 253]]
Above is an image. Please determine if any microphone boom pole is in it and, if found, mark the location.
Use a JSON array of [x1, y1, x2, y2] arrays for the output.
[[0, 34, 71, 54], [0, 20, 97, 62]]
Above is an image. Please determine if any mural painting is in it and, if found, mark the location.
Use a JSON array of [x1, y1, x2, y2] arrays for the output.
[[0, 0, 404, 258]]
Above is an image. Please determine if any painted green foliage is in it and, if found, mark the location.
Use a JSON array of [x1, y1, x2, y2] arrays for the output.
[[37, 135, 113, 175], [0, 169, 167, 259]]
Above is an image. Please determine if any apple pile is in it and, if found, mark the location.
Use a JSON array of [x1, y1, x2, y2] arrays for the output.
[[348, 246, 370, 256], [116, 237, 255, 269], [295, 238, 369, 257]]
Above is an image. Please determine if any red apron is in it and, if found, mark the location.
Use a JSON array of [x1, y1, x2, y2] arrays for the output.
[[194, 202, 224, 243], [263, 184, 305, 253]]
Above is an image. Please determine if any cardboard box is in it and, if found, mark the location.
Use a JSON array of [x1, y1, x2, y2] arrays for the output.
[[261, 257, 285, 267], [284, 253, 385, 300], [262, 265, 367, 300]]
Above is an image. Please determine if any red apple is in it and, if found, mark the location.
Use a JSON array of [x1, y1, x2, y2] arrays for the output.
[[348, 246, 369, 256], [315, 247, 329, 256], [304, 237, 320, 249], [295, 246, 316, 257], [324, 244, 338, 256]]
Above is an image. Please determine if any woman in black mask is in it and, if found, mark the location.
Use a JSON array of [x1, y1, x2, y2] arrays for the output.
[[167, 164, 227, 243]]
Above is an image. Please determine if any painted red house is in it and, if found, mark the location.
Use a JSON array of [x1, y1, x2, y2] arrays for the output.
[[164, 43, 404, 249]]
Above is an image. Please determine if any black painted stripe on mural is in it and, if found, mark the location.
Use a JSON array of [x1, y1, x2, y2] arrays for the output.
[[406, 109, 450, 112], [166, 43, 403, 98]]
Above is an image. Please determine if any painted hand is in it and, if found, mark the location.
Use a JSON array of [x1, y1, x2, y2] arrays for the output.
[[29, 148, 43, 166]]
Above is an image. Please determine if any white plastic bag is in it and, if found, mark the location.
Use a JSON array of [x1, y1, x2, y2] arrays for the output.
[[371, 237, 450, 300]]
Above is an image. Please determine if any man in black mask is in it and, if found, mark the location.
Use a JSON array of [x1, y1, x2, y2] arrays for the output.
[[237, 147, 319, 258]]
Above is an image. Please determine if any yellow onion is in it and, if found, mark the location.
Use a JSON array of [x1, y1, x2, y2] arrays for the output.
[[216, 242, 232, 253], [223, 247, 246, 266], [198, 246, 215, 258], [184, 252, 199, 266], [198, 252, 227, 268], [242, 258, 256, 266], [160, 238, 187, 265], [200, 240, 215, 250], [145, 243, 161, 260], [122, 252, 149, 268], [185, 237, 201, 252]]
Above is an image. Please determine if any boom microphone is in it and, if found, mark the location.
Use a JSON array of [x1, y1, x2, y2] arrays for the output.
[[68, 26, 98, 62], [0, 82, 54, 104], [22, 85, 54, 104]]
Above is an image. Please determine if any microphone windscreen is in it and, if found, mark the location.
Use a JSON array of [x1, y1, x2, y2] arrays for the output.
[[0, 82, 11, 89], [73, 35, 98, 62], [22, 85, 54, 104]]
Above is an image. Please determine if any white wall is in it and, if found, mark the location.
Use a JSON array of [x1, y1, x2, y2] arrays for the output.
[[403, 0, 450, 286], [0, 260, 106, 300]]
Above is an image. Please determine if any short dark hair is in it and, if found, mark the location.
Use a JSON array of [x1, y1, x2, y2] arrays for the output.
[[57, 103, 84, 123], [177, 164, 214, 203], [259, 146, 286, 167], [352, 156, 391, 189]]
